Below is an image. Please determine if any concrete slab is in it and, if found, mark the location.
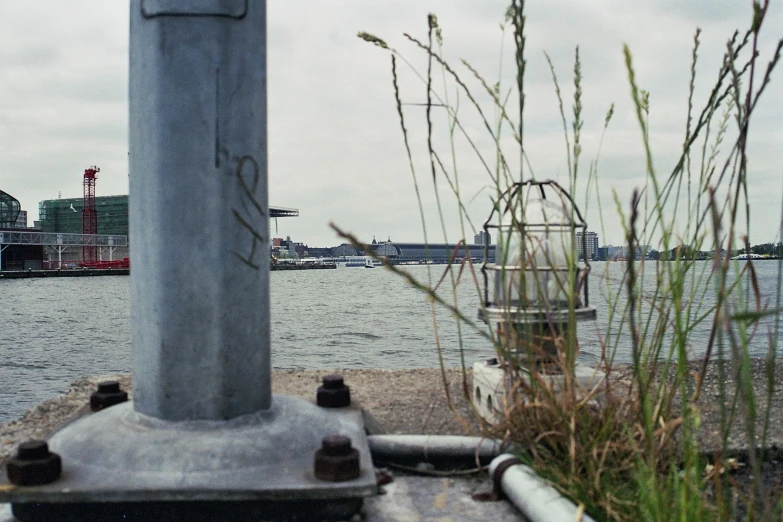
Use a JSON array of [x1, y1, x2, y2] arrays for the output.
[[365, 471, 525, 521], [0, 470, 526, 521]]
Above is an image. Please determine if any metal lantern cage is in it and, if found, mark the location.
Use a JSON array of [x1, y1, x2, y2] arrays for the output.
[[479, 180, 596, 369]]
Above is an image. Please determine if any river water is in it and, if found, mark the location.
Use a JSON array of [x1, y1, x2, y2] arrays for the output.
[[2, 262, 781, 423]]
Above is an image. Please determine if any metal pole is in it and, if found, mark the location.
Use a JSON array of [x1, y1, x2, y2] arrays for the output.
[[1, 6, 374, 516], [129, 0, 270, 420]]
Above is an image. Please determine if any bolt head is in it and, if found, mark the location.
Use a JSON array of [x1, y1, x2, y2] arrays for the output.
[[314, 435, 360, 482], [321, 435, 352, 456], [317, 375, 350, 408], [97, 381, 121, 394], [16, 440, 49, 460], [90, 381, 128, 412], [7, 440, 62, 486], [322, 374, 344, 389]]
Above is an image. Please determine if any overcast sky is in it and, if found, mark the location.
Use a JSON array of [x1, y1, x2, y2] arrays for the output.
[[1, 1, 781, 249]]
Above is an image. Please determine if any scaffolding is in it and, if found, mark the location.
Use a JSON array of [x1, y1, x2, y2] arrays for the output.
[[39, 195, 129, 236]]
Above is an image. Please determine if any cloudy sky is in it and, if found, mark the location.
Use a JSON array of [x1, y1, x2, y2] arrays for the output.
[[1, 1, 781, 249]]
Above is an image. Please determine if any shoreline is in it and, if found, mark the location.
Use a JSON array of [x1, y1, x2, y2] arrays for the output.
[[3, 359, 783, 465]]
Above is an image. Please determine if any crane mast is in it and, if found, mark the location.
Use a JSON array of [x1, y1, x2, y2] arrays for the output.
[[81, 166, 99, 262]]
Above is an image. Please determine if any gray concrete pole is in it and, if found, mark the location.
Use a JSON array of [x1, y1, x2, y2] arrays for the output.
[[129, 0, 270, 420]]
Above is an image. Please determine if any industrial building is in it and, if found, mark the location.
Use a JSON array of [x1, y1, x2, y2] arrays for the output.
[[2, 184, 301, 270], [37, 195, 298, 237], [38, 195, 129, 236], [31, 195, 130, 267]]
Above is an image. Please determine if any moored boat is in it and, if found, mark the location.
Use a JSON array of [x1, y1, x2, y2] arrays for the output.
[[317, 256, 382, 268], [730, 253, 766, 260]]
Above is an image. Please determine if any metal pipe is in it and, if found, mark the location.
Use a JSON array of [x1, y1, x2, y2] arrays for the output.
[[129, 0, 270, 420], [489, 454, 596, 522], [368, 435, 505, 464]]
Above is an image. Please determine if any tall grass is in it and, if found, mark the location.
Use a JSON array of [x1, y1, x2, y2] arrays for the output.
[[342, 1, 783, 520]]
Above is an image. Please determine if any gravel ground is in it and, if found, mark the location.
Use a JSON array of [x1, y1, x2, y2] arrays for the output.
[[690, 358, 783, 451], [3, 360, 783, 519], [0, 368, 480, 465], [3, 360, 783, 461]]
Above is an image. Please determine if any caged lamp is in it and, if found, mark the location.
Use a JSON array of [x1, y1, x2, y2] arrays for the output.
[[479, 180, 596, 372]]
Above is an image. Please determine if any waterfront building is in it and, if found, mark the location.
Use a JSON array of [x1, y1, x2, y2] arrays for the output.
[[576, 231, 599, 260], [38, 195, 299, 238], [272, 236, 302, 259], [599, 244, 652, 260], [473, 231, 491, 246], [0, 190, 22, 228], [0, 190, 43, 270], [39, 195, 130, 236]]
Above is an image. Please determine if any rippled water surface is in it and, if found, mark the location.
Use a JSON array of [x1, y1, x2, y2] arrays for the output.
[[2, 262, 781, 422]]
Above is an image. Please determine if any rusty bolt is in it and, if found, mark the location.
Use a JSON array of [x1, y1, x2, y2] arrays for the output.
[[6, 440, 62, 486], [90, 380, 128, 412], [314, 434, 360, 482], [316, 374, 350, 408]]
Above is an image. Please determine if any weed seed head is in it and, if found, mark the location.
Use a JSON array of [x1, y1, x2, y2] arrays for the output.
[[357, 31, 388, 49], [604, 103, 615, 127], [641, 89, 650, 114]]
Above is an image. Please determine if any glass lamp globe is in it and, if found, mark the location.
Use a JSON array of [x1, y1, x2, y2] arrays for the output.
[[480, 180, 595, 370]]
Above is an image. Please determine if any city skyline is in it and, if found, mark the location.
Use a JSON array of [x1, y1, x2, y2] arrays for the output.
[[0, 2, 781, 248]]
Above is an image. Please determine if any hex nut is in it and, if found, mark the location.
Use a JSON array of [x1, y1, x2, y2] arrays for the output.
[[6, 440, 62, 486], [316, 374, 351, 408], [90, 380, 128, 412], [314, 435, 360, 482]]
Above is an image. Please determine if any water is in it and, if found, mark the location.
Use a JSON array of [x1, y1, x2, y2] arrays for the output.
[[2, 262, 781, 423]]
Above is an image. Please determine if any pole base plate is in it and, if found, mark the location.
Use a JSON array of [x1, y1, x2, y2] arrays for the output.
[[0, 396, 375, 521]]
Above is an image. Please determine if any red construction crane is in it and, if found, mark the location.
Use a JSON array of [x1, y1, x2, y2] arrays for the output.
[[82, 166, 99, 263]]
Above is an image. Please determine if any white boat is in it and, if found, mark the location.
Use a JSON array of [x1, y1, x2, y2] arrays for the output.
[[318, 256, 382, 268], [730, 253, 765, 260]]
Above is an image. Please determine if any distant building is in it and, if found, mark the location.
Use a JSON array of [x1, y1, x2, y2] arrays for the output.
[[0, 190, 22, 228], [600, 244, 652, 260], [272, 236, 300, 259], [14, 210, 27, 228], [39, 195, 129, 236], [39, 195, 299, 238], [576, 231, 599, 260], [474, 231, 491, 246], [0, 190, 43, 270]]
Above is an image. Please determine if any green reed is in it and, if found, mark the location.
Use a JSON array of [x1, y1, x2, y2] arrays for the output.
[[342, 1, 783, 520]]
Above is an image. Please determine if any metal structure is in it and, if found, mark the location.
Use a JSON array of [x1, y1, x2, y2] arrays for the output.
[[0, 231, 127, 271], [0, 231, 127, 248], [270, 206, 299, 218], [81, 167, 99, 262], [480, 180, 596, 368], [0, 190, 21, 228], [0, 2, 373, 519]]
